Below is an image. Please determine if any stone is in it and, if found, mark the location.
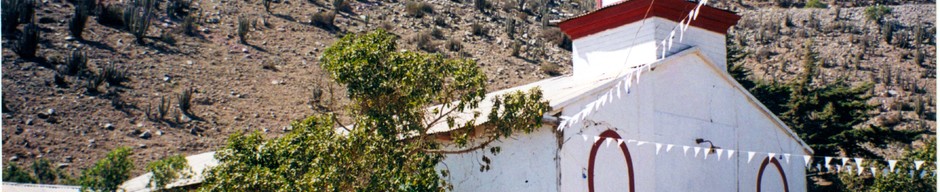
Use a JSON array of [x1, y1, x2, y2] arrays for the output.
[[139, 131, 152, 139], [138, 144, 147, 149], [189, 128, 199, 135], [10, 155, 18, 161], [187, 60, 194, 65], [25, 119, 33, 125], [156, 130, 164, 136], [163, 74, 172, 82], [103, 123, 115, 130], [56, 163, 70, 169]]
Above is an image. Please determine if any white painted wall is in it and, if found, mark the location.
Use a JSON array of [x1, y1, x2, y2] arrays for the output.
[[571, 17, 728, 79], [438, 127, 560, 192], [558, 53, 808, 192]]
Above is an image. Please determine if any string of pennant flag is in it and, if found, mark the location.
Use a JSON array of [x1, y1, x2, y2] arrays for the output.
[[575, 133, 935, 178]]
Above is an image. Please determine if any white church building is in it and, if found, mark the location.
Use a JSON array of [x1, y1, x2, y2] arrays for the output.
[[430, 0, 814, 191], [115, 0, 814, 191]]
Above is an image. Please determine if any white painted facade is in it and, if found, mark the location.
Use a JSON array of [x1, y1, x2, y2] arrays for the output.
[[571, 17, 727, 79], [438, 12, 811, 192]]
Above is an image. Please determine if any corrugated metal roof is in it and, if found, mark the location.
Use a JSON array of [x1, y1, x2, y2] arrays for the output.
[[2, 182, 81, 192], [119, 151, 218, 192], [425, 61, 641, 134]]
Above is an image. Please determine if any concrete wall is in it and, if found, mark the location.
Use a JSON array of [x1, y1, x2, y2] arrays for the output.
[[571, 17, 727, 79], [438, 127, 560, 191], [558, 54, 808, 192]]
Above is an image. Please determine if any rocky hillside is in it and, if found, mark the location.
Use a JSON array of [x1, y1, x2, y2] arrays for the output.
[[731, 4, 936, 158], [1, 0, 581, 178]]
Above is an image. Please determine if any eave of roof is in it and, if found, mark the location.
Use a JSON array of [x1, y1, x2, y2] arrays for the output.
[[558, 0, 741, 40]]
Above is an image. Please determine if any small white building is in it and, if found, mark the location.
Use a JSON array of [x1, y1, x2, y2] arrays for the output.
[[431, 0, 814, 191]]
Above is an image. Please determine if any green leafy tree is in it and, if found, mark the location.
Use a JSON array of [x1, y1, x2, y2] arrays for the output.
[[79, 147, 134, 192], [3, 164, 37, 183], [199, 29, 550, 191], [804, 0, 827, 9], [146, 155, 192, 191], [864, 5, 892, 24], [870, 139, 936, 191], [31, 158, 57, 184]]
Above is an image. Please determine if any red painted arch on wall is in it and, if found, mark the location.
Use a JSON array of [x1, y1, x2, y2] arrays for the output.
[[756, 156, 789, 192], [587, 130, 635, 192]]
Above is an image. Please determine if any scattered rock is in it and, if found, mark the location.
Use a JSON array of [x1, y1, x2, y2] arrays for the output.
[[187, 60, 194, 65], [138, 144, 147, 149], [9, 155, 18, 161], [56, 163, 70, 169], [64, 156, 73, 163], [163, 74, 172, 82], [189, 128, 199, 135], [103, 123, 115, 130], [14, 126, 23, 134], [156, 130, 164, 136], [206, 17, 220, 23], [139, 131, 152, 139], [25, 119, 33, 125]]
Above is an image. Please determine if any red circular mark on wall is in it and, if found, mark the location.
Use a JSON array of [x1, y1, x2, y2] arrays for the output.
[[587, 130, 635, 192], [756, 156, 789, 192]]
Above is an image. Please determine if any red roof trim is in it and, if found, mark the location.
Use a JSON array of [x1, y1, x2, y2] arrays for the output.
[[559, 0, 741, 40]]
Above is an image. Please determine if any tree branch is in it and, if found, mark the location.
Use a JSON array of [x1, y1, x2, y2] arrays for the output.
[[421, 136, 498, 154]]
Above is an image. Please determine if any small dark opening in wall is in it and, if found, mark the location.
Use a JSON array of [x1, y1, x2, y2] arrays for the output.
[[525, 180, 528, 183]]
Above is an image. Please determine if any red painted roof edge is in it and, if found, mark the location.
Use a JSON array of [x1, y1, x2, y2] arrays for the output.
[[559, 0, 741, 40]]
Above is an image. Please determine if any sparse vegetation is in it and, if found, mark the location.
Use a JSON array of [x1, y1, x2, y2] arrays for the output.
[[98, 4, 124, 27], [415, 32, 437, 52], [166, 0, 191, 19], [62, 50, 88, 76], [804, 0, 827, 9], [177, 87, 193, 116], [332, 0, 352, 13], [79, 147, 134, 192], [505, 19, 517, 39], [237, 15, 249, 44], [100, 62, 128, 86], [510, 41, 521, 57], [542, 27, 571, 50], [181, 14, 196, 36], [147, 96, 171, 121], [471, 23, 486, 36], [84, 74, 104, 94], [124, 0, 155, 44], [1, 0, 35, 34], [311, 11, 336, 30], [12, 21, 40, 58], [864, 5, 892, 24], [474, 0, 488, 13], [540, 62, 561, 76], [68, 0, 91, 40], [882, 21, 895, 44], [405, 1, 434, 18], [263, 0, 272, 13], [445, 39, 462, 52]]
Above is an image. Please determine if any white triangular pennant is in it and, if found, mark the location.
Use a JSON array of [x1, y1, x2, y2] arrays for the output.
[[747, 151, 756, 163], [581, 134, 588, 142], [655, 143, 663, 155], [783, 154, 791, 164], [605, 138, 612, 148], [594, 136, 600, 144], [854, 158, 864, 174], [627, 139, 636, 144], [666, 144, 675, 152], [825, 157, 833, 167], [768, 153, 776, 160], [704, 148, 710, 160], [715, 149, 724, 161], [871, 167, 878, 177], [683, 146, 690, 156], [803, 155, 812, 167], [617, 139, 624, 146], [857, 165, 864, 175], [915, 161, 925, 170], [841, 158, 848, 169], [727, 150, 735, 160], [888, 160, 897, 172], [637, 141, 648, 146], [693, 147, 702, 158]]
